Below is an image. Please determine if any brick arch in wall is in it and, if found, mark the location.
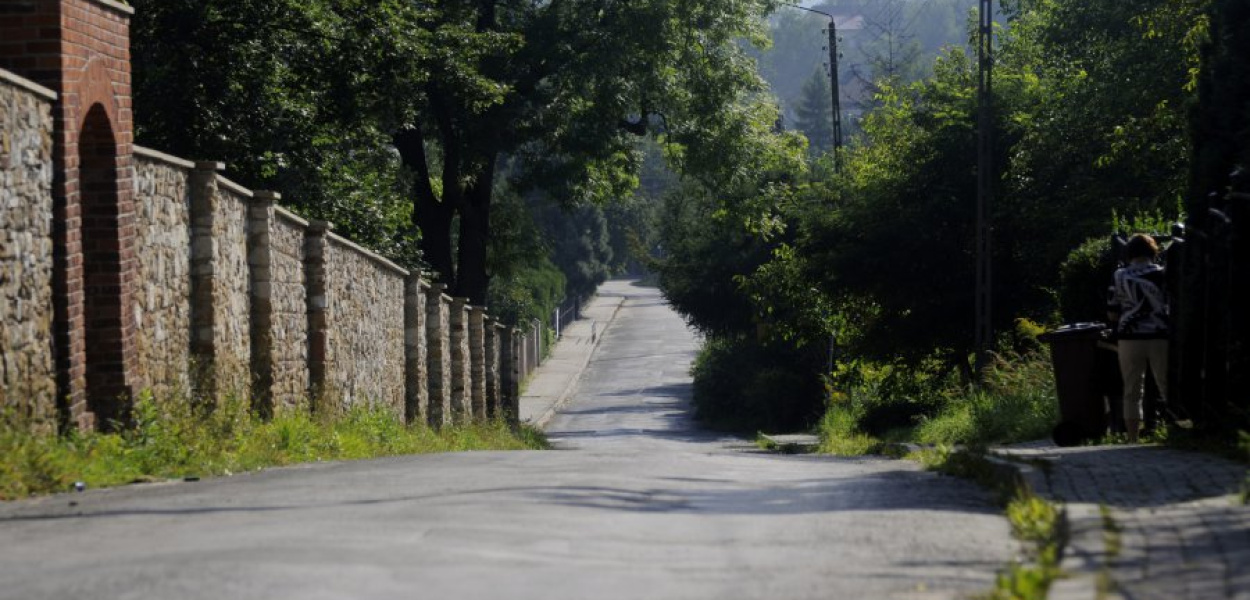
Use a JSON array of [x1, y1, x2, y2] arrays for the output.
[[0, 0, 139, 431], [57, 56, 136, 431], [77, 102, 129, 428]]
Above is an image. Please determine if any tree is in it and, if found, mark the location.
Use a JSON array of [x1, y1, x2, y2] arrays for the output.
[[857, 0, 924, 82], [794, 68, 835, 155], [748, 0, 1209, 374], [394, 0, 780, 305], [130, 0, 439, 263], [1190, 0, 1250, 197]]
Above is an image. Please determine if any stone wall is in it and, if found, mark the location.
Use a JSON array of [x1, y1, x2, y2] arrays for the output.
[[131, 149, 192, 396], [0, 71, 56, 424], [1, 68, 534, 432], [267, 209, 310, 412], [321, 233, 406, 415], [247, 194, 309, 414], [209, 178, 252, 394]]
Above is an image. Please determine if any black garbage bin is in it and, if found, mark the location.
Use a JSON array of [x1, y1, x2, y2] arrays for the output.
[[1039, 323, 1111, 446]]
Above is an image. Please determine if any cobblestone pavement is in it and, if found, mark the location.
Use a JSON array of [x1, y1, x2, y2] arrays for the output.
[[996, 442, 1250, 599]]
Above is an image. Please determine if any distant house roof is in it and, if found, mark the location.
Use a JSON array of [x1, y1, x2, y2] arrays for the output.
[[832, 15, 865, 30]]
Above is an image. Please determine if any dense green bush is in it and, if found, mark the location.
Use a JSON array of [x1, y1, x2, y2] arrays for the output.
[[1058, 209, 1182, 325], [690, 337, 824, 433], [1057, 236, 1117, 324]]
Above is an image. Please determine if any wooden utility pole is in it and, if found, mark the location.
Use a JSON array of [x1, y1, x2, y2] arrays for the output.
[[974, 0, 994, 375], [785, 3, 843, 169], [828, 20, 843, 169]]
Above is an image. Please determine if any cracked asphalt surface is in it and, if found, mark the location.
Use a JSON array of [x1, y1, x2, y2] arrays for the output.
[[0, 282, 1014, 599]]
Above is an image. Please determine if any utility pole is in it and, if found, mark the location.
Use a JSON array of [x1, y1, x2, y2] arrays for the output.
[[784, 3, 843, 169], [974, 0, 994, 375], [828, 21, 843, 169]]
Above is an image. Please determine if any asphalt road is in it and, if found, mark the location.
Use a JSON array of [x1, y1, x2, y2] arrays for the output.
[[0, 283, 1014, 600]]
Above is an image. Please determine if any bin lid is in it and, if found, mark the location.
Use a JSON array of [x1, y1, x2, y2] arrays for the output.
[[1038, 322, 1108, 342]]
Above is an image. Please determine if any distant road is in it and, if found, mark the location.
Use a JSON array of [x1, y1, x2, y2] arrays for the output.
[[0, 281, 1013, 600]]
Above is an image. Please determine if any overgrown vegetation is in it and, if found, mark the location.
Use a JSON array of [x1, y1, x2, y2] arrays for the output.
[[655, 0, 1219, 445], [0, 392, 547, 501], [816, 345, 1058, 452]]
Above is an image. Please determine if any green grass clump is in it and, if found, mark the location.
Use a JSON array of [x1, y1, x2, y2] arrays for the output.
[[916, 353, 1058, 448], [1007, 491, 1062, 547], [816, 402, 882, 456], [0, 391, 547, 500], [981, 491, 1065, 600]]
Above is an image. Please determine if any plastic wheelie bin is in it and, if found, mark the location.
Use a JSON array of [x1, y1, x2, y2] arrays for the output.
[[1038, 323, 1111, 446]]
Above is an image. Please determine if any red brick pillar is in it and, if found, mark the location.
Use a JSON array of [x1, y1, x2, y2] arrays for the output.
[[0, 0, 138, 431]]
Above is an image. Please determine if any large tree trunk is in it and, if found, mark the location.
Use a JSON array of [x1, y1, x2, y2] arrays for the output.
[[417, 198, 456, 285], [394, 127, 458, 286], [455, 154, 497, 305]]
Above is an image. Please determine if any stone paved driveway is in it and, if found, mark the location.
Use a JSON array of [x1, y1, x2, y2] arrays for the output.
[[997, 442, 1250, 599]]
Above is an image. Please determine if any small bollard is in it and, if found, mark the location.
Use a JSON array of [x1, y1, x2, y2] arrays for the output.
[[73, 481, 85, 493]]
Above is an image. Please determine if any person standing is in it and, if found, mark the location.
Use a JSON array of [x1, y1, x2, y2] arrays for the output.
[[1111, 234, 1169, 443]]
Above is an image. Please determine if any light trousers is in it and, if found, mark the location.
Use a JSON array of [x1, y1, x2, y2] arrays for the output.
[[1118, 339, 1168, 421]]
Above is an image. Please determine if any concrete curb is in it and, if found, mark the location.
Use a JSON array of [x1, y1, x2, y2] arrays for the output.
[[982, 449, 1108, 600], [529, 296, 626, 430], [879, 443, 1096, 598]]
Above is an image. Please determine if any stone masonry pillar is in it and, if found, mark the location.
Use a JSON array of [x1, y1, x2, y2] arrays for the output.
[[404, 274, 429, 425], [189, 161, 224, 398], [468, 307, 487, 421], [424, 284, 451, 427], [501, 327, 521, 425], [485, 321, 503, 419], [246, 190, 281, 416], [304, 220, 332, 411], [449, 297, 471, 423]]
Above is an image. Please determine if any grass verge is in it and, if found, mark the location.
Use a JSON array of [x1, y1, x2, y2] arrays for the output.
[[1, 391, 548, 501]]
